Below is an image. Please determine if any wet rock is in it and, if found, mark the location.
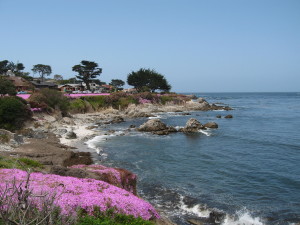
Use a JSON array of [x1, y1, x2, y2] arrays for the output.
[[216, 115, 222, 118], [180, 118, 204, 133], [181, 112, 191, 116], [129, 124, 136, 128], [65, 131, 77, 139], [86, 125, 98, 130], [207, 211, 226, 224], [138, 119, 168, 132], [187, 219, 204, 225], [152, 127, 177, 135], [225, 114, 233, 118], [204, 122, 218, 129], [110, 116, 125, 123]]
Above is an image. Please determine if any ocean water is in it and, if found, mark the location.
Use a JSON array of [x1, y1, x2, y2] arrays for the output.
[[86, 92, 300, 225]]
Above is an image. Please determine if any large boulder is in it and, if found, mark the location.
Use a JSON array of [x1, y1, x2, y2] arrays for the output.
[[180, 118, 204, 133], [204, 122, 218, 129], [138, 119, 168, 132], [0, 169, 159, 220], [51, 164, 137, 195]]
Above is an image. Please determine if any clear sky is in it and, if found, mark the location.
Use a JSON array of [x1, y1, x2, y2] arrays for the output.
[[1, 0, 299, 92]]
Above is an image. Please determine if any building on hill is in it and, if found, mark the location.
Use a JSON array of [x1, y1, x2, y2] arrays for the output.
[[31, 80, 58, 90], [59, 84, 85, 93], [6, 76, 33, 92]]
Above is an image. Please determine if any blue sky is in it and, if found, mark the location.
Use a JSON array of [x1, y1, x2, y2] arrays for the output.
[[1, 0, 299, 92]]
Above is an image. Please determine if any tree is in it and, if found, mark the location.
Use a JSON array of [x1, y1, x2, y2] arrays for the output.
[[127, 68, 171, 92], [72, 60, 102, 90], [0, 60, 10, 75], [0, 77, 17, 95], [109, 79, 125, 90], [53, 74, 63, 80], [32, 64, 52, 81]]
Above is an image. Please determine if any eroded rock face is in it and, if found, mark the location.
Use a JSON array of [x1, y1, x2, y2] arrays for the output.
[[180, 118, 204, 133], [138, 119, 168, 132], [204, 122, 218, 129], [51, 164, 137, 195]]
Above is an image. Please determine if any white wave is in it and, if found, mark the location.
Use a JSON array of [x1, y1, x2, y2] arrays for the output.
[[175, 126, 184, 130], [85, 135, 107, 150], [213, 109, 225, 111], [148, 116, 161, 119], [199, 129, 211, 136], [222, 211, 264, 225], [178, 196, 210, 218]]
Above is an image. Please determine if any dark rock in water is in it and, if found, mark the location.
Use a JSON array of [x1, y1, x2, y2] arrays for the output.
[[65, 131, 77, 139], [180, 118, 204, 133], [224, 106, 232, 111], [111, 116, 125, 123], [207, 211, 226, 224], [152, 127, 178, 135], [51, 164, 138, 195], [225, 114, 233, 118], [216, 115, 222, 118], [129, 124, 136, 128], [181, 112, 191, 116], [187, 219, 204, 225], [204, 122, 218, 129], [138, 119, 168, 132]]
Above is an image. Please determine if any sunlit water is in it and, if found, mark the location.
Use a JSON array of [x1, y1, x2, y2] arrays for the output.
[[86, 92, 300, 225]]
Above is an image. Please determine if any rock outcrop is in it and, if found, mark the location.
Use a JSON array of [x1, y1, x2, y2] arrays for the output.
[[138, 119, 177, 135], [225, 114, 233, 118], [179, 118, 204, 133], [51, 164, 137, 195]]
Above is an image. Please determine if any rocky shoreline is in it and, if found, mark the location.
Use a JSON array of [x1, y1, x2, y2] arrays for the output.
[[0, 98, 231, 225]]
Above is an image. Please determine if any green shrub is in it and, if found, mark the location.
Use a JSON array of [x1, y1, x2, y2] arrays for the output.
[[0, 97, 32, 131], [69, 98, 88, 113], [83, 96, 107, 110], [159, 95, 173, 105], [0, 156, 43, 170], [29, 89, 70, 113], [77, 209, 154, 225]]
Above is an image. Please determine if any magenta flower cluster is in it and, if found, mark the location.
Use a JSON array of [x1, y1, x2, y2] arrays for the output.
[[138, 98, 152, 104], [0, 169, 160, 220]]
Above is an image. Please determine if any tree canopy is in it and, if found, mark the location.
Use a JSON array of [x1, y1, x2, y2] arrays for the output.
[[0, 60, 10, 75], [127, 68, 171, 92], [0, 77, 17, 95], [109, 79, 125, 90], [72, 60, 102, 90], [53, 74, 63, 80], [32, 64, 52, 81]]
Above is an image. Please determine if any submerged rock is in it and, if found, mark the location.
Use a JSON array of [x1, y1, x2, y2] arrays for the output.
[[225, 114, 233, 118]]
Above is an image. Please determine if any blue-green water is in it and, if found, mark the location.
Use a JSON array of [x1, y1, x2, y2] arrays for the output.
[[88, 93, 300, 225]]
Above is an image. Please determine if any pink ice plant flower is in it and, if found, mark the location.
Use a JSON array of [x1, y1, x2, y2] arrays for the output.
[[0, 169, 159, 220], [139, 98, 152, 104]]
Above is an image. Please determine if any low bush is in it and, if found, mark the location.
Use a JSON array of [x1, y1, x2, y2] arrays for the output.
[[0, 96, 32, 131], [0, 156, 43, 170], [69, 98, 88, 113]]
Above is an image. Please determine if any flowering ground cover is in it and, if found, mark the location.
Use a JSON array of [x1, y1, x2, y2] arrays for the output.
[[0, 169, 159, 220], [65, 93, 110, 98]]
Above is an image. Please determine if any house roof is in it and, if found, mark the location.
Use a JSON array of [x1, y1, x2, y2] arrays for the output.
[[31, 81, 57, 87], [58, 84, 83, 88]]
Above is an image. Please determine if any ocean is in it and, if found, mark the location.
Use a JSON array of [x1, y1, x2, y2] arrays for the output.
[[86, 92, 300, 225]]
